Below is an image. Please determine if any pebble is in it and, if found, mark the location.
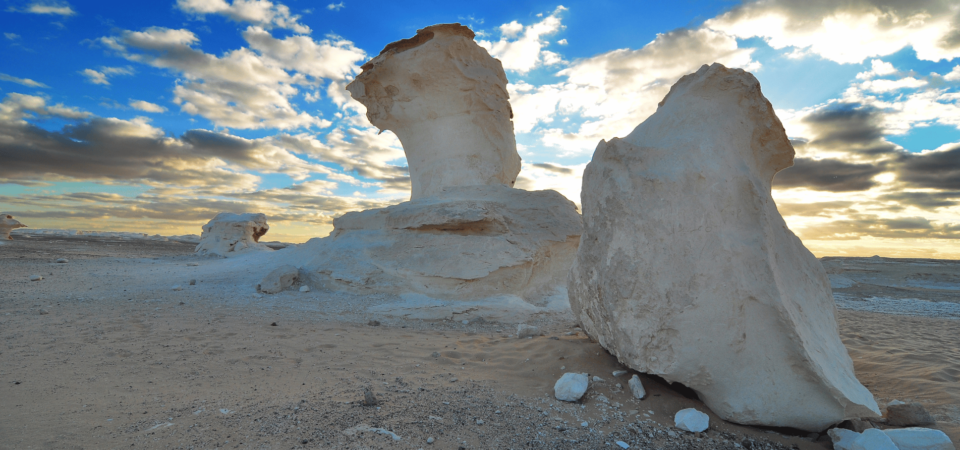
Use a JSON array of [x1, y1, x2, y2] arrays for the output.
[[616, 441, 630, 449], [628, 374, 646, 399], [674, 408, 709, 432], [581, 421, 588, 427], [554, 373, 589, 402], [187, 262, 199, 266], [299, 286, 310, 292], [427, 437, 435, 444], [38, 309, 49, 315], [593, 376, 603, 382], [189, 279, 197, 286], [368, 320, 381, 326], [886, 402, 935, 426], [55, 258, 68, 263], [171, 285, 182, 291], [29, 275, 42, 281], [612, 370, 628, 377], [362, 389, 378, 406], [476, 419, 484, 425], [517, 323, 539, 339], [431, 352, 440, 358], [449, 377, 458, 382]]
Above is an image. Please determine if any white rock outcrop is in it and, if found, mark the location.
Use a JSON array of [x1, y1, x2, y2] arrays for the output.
[[884, 428, 955, 450], [628, 374, 646, 399], [554, 373, 589, 402], [195, 213, 272, 257], [346, 23, 521, 200], [257, 264, 299, 294], [568, 63, 880, 431], [297, 184, 581, 302], [1, 214, 26, 240]]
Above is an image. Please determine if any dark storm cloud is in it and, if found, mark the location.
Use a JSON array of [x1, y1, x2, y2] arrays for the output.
[[773, 157, 885, 191], [879, 191, 960, 211], [800, 103, 899, 156], [895, 144, 960, 190], [798, 214, 960, 241], [531, 162, 574, 175]]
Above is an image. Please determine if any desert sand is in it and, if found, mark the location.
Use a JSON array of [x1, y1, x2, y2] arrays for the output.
[[1, 234, 958, 449]]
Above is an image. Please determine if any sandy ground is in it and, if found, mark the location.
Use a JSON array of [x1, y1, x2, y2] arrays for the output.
[[1, 236, 958, 449]]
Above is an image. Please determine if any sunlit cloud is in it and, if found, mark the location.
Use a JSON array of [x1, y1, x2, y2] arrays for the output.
[[0, 73, 48, 88], [176, 0, 310, 33]]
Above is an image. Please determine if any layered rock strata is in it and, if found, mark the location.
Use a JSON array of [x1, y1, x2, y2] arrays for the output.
[[568, 63, 880, 431], [195, 212, 272, 257], [1, 213, 26, 240], [346, 23, 521, 200]]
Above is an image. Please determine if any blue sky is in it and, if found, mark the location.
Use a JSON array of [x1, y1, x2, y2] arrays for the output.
[[3, 0, 960, 258]]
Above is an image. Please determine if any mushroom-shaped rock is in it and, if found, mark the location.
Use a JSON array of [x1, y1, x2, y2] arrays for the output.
[[1, 213, 26, 240], [568, 63, 880, 431], [195, 213, 271, 257], [346, 23, 521, 200]]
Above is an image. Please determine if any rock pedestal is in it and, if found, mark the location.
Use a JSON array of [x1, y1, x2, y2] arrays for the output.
[[346, 23, 521, 200], [568, 63, 880, 431], [1, 214, 26, 240], [195, 213, 271, 257]]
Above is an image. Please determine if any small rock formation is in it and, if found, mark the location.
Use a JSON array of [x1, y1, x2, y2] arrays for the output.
[[517, 324, 539, 338], [884, 428, 954, 450], [1, 214, 26, 240], [568, 63, 880, 431], [628, 375, 646, 399], [554, 373, 589, 402], [195, 213, 271, 257], [886, 402, 936, 427], [257, 264, 299, 294], [346, 23, 521, 200], [674, 409, 709, 433]]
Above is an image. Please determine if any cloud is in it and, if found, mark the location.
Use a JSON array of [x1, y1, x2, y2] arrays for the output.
[[477, 6, 567, 74], [9, 0, 75, 16], [97, 26, 364, 130], [796, 214, 960, 241], [4, 33, 20, 40], [896, 142, 960, 190], [705, 0, 960, 64], [794, 102, 900, 157], [326, 2, 344, 11], [176, 0, 310, 33], [773, 157, 886, 191], [776, 201, 857, 217], [514, 161, 585, 206], [79, 66, 133, 85], [856, 59, 897, 79], [945, 65, 960, 81], [0, 73, 48, 88], [878, 191, 960, 211], [129, 100, 167, 113]]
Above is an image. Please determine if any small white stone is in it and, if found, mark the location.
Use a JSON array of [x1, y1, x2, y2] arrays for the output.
[[612, 370, 628, 377], [554, 373, 589, 402], [592, 376, 603, 382], [427, 437, 435, 444], [462, 320, 469, 324], [674, 408, 709, 432], [616, 441, 630, 449], [29, 275, 42, 281], [883, 427, 954, 450], [171, 285, 182, 291], [628, 375, 646, 399], [299, 286, 310, 292], [887, 399, 906, 407], [55, 258, 68, 263], [476, 419, 483, 425], [581, 421, 588, 427], [517, 324, 539, 339]]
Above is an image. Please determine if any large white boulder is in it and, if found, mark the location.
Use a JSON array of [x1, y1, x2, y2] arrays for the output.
[[568, 63, 880, 431], [195, 213, 272, 257], [1, 213, 26, 240], [554, 373, 589, 402], [883, 428, 955, 450], [296, 184, 581, 303], [346, 23, 521, 200]]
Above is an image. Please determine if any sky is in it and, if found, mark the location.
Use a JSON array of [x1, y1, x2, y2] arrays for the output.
[[2, 0, 960, 258]]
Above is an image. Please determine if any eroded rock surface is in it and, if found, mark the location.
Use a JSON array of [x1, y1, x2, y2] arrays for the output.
[[568, 63, 880, 431], [1, 213, 26, 240], [346, 23, 521, 200], [195, 213, 271, 257], [296, 184, 581, 303]]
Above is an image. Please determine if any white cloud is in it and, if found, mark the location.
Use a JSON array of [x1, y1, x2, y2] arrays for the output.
[[0, 73, 48, 88], [514, 161, 585, 206], [856, 59, 897, 79], [326, 2, 344, 11], [0, 93, 89, 123], [4, 33, 20, 40], [477, 6, 567, 74], [176, 0, 310, 33], [557, 38, 568, 45], [129, 100, 167, 113], [10, 1, 75, 16], [241, 27, 366, 82], [79, 66, 133, 85], [858, 77, 927, 93], [705, 1, 960, 64], [944, 65, 960, 81]]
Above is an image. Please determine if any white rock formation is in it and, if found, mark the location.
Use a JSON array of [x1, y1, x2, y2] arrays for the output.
[[554, 373, 589, 402], [884, 428, 954, 450], [257, 264, 299, 294], [517, 324, 540, 338], [296, 184, 581, 304], [1, 213, 26, 240], [346, 23, 521, 200], [568, 63, 880, 431], [195, 213, 272, 257], [674, 408, 709, 433]]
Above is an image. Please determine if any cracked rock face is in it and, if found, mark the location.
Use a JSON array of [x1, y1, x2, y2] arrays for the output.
[[1, 214, 26, 240], [346, 23, 521, 200], [195, 213, 271, 257], [568, 63, 880, 431]]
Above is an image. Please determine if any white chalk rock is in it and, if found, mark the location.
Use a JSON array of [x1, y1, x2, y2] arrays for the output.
[[554, 373, 589, 402], [296, 184, 581, 303], [884, 428, 955, 450], [257, 264, 299, 294], [674, 408, 709, 432], [347, 23, 521, 200], [829, 428, 861, 450], [195, 213, 271, 257], [628, 375, 646, 399], [299, 285, 310, 293], [568, 63, 880, 431], [29, 275, 42, 281], [852, 428, 898, 450], [1, 213, 26, 240], [517, 324, 539, 338]]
